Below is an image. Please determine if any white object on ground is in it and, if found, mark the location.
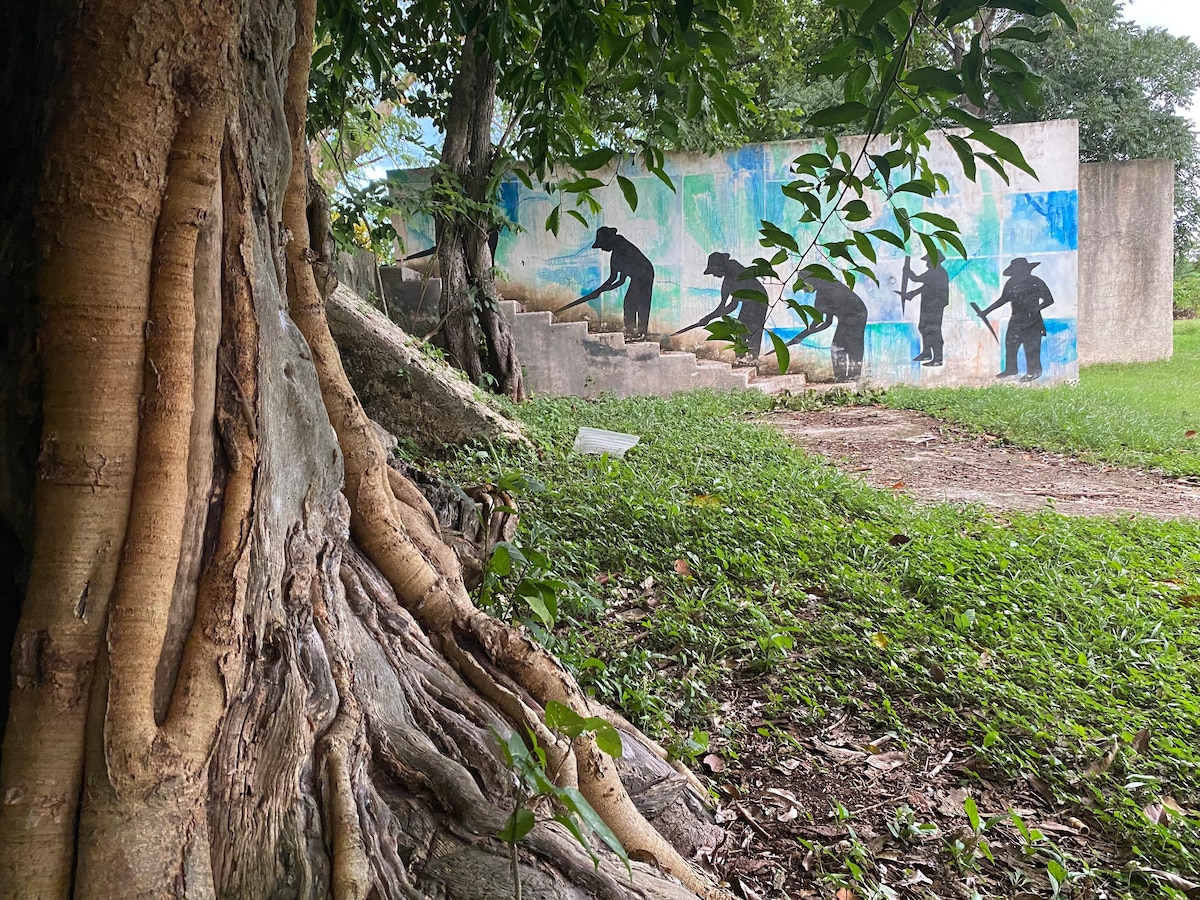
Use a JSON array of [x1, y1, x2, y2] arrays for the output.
[[572, 427, 640, 457]]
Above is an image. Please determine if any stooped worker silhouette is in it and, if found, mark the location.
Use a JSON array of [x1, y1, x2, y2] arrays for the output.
[[905, 251, 950, 366], [556, 226, 656, 339], [786, 272, 869, 381], [671, 252, 769, 358], [975, 257, 1055, 382]]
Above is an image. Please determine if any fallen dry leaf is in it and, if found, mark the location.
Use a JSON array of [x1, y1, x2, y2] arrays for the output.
[[871, 632, 891, 649], [1144, 803, 1170, 826], [891, 481, 906, 490], [702, 753, 726, 773], [865, 750, 908, 772], [1083, 741, 1119, 779], [835, 889, 858, 900], [1130, 727, 1151, 754]]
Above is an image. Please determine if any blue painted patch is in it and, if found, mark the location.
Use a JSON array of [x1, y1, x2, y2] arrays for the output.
[[499, 179, 521, 225], [1004, 191, 1078, 254]]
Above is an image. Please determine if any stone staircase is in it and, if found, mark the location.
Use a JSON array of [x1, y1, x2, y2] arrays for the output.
[[498, 300, 808, 399]]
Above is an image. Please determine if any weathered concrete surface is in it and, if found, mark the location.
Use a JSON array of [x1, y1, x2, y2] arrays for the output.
[[327, 285, 524, 451], [1078, 159, 1174, 364]]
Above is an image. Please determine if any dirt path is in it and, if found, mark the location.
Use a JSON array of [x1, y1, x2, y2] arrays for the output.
[[765, 405, 1200, 520]]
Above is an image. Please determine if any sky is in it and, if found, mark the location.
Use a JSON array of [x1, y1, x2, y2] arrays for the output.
[[1124, 0, 1200, 126]]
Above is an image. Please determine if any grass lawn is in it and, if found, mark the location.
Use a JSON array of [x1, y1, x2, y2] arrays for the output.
[[880, 320, 1200, 477], [436, 389, 1200, 899]]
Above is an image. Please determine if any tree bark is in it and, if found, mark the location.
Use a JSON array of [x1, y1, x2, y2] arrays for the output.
[[0, 0, 725, 897], [436, 31, 526, 401]]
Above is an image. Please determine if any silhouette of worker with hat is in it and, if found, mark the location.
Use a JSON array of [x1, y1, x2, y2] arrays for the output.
[[909, 251, 950, 367], [786, 271, 869, 381], [557, 227, 656, 339], [671, 252, 768, 358], [976, 257, 1055, 381]]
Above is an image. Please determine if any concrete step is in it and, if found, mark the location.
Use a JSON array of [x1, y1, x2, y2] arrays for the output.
[[549, 320, 590, 338], [694, 359, 754, 390], [591, 332, 627, 349], [747, 372, 809, 395]]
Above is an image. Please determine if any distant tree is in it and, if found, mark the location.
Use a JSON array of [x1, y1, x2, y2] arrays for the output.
[[994, 0, 1200, 257]]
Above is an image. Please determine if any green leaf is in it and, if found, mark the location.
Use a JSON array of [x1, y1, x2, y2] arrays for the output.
[[616, 175, 638, 213], [767, 329, 790, 375], [565, 209, 589, 228], [857, 0, 906, 32], [792, 152, 829, 169], [573, 148, 617, 171], [964, 794, 981, 832], [559, 787, 631, 875], [946, 134, 977, 182], [552, 812, 598, 866], [1039, 0, 1076, 29], [806, 101, 870, 128], [560, 177, 605, 193], [499, 807, 536, 843], [591, 721, 624, 758], [934, 229, 968, 260], [893, 179, 935, 197], [904, 66, 963, 94], [912, 211, 957, 230], [546, 205, 561, 235], [993, 25, 1050, 44], [686, 82, 703, 118], [731, 288, 767, 304], [759, 221, 799, 254], [489, 543, 512, 576], [521, 585, 557, 629], [962, 34, 986, 110], [842, 199, 871, 222], [870, 228, 906, 250], [969, 129, 1036, 177], [545, 700, 587, 736], [943, 105, 991, 131]]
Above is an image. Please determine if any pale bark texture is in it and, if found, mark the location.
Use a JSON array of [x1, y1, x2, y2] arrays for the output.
[[0, 0, 728, 898]]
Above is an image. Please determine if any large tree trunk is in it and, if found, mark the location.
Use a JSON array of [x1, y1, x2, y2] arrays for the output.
[[435, 34, 525, 401], [0, 0, 724, 897]]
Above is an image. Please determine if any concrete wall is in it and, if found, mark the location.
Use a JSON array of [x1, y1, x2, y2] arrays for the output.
[[1078, 159, 1174, 364], [393, 121, 1081, 387]]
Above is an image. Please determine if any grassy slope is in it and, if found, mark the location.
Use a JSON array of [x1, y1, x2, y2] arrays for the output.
[[882, 320, 1200, 477], [439, 389, 1200, 897]]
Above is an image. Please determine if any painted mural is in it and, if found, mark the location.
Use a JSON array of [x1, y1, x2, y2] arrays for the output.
[[392, 120, 1080, 386]]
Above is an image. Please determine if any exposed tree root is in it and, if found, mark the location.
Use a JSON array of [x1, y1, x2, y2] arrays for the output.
[[276, 3, 727, 897]]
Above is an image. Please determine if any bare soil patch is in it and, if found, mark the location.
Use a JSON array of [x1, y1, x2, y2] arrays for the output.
[[764, 405, 1200, 520]]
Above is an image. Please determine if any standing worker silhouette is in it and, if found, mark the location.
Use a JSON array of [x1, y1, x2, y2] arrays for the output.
[[556, 227, 656, 340], [786, 272, 869, 381], [909, 251, 950, 366], [976, 257, 1055, 382], [672, 252, 769, 358]]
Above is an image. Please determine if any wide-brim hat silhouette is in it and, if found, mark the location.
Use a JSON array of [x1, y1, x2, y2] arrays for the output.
[[704, 251, 730, 275], [1003, 257, 1041, 276], [592, 226, 618, 248]]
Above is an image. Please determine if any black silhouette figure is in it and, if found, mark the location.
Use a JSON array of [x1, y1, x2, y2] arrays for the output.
[[908, 252, 950, 367], [671, 252, 769, 358], [557, 226, 655, 339], [977, 257, 1055, 382], [786, 272, 869, 381]]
